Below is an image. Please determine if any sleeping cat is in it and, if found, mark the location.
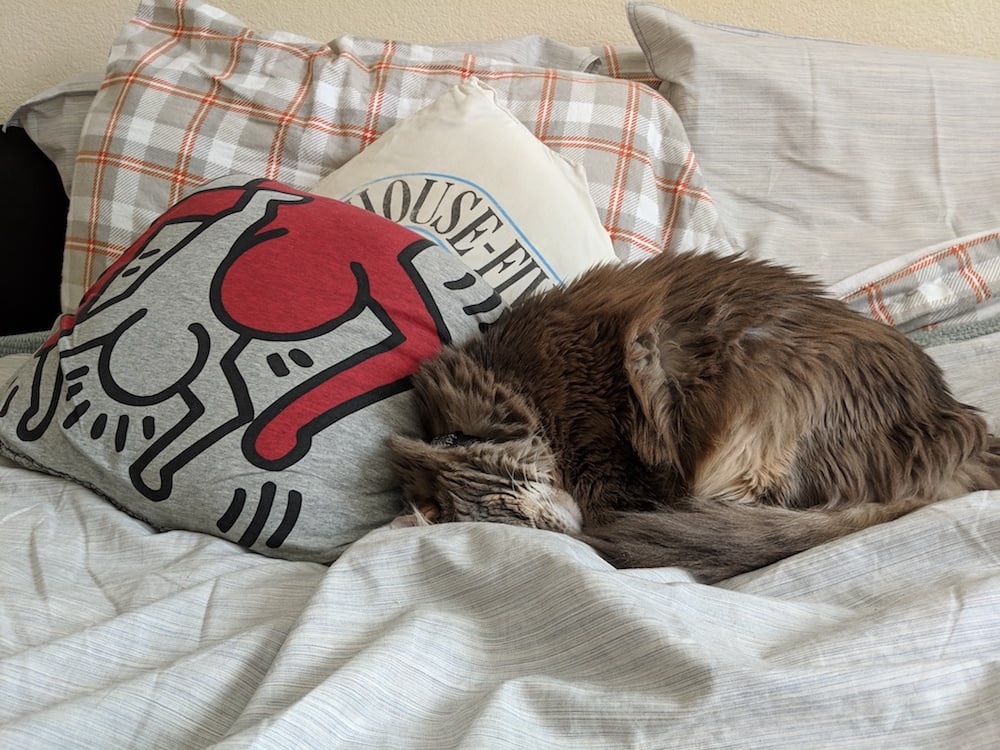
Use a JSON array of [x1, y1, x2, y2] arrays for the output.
[[389, 251, 1000, 583]]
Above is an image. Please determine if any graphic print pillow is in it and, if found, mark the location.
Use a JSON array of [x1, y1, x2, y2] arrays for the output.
[[0, 177, 504, 562], [314, 79, 618, 304]]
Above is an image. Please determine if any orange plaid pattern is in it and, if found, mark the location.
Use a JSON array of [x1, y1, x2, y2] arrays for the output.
[[61, 0, 730, 312], [833, 229, 999, 336], [591, 44, 663, 90]]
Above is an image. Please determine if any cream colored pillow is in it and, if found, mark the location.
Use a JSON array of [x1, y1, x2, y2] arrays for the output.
[[314, 79, 618, 304]]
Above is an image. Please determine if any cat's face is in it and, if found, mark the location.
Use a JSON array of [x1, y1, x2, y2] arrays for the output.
[[388, 347, 582, 534], [388, 433, 583, 533]]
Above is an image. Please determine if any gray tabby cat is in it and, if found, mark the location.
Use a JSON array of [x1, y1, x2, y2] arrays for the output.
[[390, 251, 1000, 583]]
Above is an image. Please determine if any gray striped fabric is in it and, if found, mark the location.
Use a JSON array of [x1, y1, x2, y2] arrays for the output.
[[629, 3, 1000, 286], [0, 330, 47, 357], [1, 453, 998, 748], [2, 320, 1000, 749]]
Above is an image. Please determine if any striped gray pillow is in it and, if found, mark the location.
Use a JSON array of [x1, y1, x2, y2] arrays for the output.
[[629, 3, 1000, 285]]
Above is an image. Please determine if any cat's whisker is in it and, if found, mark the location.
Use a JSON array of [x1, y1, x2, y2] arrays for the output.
[[406, 499, 435, 526]]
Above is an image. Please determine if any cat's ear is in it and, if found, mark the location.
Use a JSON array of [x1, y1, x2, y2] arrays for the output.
[[623, 314, 683, 469], [412, 347, 540, 441], [387, 434, 451, 520]]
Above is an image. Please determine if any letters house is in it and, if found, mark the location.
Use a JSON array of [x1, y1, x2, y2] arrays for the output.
[[346, 176, 555, 301]]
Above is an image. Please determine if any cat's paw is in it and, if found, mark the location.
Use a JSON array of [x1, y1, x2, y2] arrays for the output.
[[388, 513, 422, 529]]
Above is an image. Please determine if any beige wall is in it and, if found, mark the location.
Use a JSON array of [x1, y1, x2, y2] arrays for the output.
[[3, 0, 998, 120]]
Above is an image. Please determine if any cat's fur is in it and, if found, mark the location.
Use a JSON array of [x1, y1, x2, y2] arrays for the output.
[[390, 251, 1000, 583]]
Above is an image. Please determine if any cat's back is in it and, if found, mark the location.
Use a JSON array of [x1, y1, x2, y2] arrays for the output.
[[476, 251, 826, 354]]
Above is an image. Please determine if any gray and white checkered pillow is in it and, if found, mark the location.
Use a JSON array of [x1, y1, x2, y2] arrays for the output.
[[830, 228, 1000, 344], [62, 0, 730, 312]]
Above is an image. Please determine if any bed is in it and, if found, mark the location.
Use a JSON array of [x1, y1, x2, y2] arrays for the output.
[[2, 1, 999, 747]]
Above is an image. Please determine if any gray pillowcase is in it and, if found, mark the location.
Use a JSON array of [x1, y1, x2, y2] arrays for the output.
[[0, 176, 504, 562], [6, 71, 104, 197], [628, 2, 1000, 285]]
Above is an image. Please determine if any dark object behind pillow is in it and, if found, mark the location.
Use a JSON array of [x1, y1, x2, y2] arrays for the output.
[[0, 126, 65, 334]]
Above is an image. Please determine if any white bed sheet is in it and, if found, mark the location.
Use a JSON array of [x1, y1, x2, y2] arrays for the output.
[[2, 334, 999, 748]]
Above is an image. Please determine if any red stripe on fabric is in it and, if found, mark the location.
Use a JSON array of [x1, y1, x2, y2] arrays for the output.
[[77, 150, 205, 183], [83, 33, 182, 291], [655, 161, 712, 204], [597, 45, 661, 87], [604, 82, 640, 247], [544, 134, 651, 159], [361, 40, 396, 150], [626, 75, 663, 88], [840, 231, 1000, 304], [98, 71, 372, 141], [862, 286, 895, 325], [603, 45, 621, 79], [65, 236, 131, 260], [659, 180, 712, 203], [604, 228, 660, 256], [132, 17, 321, 61], [461, 53, 475, 81], [954, 244, 992, 302], [542, 135, 714, 205], [337, 50, 639, 90], [660, 150, 699, 250], [171, 29, 250, 205], [266, 48, 324, 179], [534, 70, 558, 143]]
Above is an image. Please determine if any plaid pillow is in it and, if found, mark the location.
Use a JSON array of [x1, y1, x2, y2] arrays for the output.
[[62, 0, 730, 312], [830, 228, 1000, 344], [589, 44, 662, 89]]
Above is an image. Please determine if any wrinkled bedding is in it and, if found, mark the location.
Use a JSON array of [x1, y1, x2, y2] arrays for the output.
[[2, 249, 999, 747], [4, 0, 999, 743], [2, 460, 999, 748]]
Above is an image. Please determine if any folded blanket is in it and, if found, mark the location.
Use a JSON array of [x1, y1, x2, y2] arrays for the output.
[[831, 227, 1000, 346], [0, 330, 48, 357]]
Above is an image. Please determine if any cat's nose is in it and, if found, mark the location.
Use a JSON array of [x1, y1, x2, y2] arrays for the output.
[[387, 500, 441, 528], [417, 501, 441, 522]]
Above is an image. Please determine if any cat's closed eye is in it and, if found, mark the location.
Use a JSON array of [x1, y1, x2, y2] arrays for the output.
[[388, 433, 583, 533]]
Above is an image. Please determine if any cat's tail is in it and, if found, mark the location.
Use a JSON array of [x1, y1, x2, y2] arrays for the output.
[[576, 497, 937, 584]]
